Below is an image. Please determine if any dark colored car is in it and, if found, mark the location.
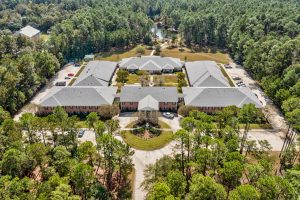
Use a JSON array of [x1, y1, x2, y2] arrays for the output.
[[78, 130, 85, 138]]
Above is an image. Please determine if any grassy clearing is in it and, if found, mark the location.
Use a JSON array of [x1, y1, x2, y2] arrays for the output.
[[121, 131, 173, 151], [158, 120, 172, 129], [126, 74, 141, 84], [161, 48, 229, 64], [240, 123, 273, 129], [41, 34, 49, 41], [75, 121, 88, 128], [219, 65, 235, 87], [246, 151, 280, 173], [95, 45, 152, 62], [128, 169, 135, 197]]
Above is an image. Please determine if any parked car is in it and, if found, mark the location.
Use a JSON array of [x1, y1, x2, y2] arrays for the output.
[[232, 76, 241, 80], [224, 64, 232, 69], [238, 83, 246, 87], [75, 63, 80, 67], [55, 81, 66, 86], [65, 76, 71, 79], [162, 112, 175, 119], [78, 130, 85, 138], [68, 73, 75, 76]]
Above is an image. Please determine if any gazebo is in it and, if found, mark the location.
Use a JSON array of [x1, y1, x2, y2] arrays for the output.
[[138, 95, 159, 124]]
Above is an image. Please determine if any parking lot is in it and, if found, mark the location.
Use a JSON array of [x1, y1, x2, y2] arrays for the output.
[[222, 62, 288, 135], [14, 63, 82, 120]]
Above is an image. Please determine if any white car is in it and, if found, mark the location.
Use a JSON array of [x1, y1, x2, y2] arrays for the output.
[[162, 112, 174, 119]]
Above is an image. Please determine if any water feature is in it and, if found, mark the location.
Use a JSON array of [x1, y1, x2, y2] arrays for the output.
[[151, 23, 166, 40]]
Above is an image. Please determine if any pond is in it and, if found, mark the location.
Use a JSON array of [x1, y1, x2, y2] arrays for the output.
[[151, 23, 166, 40], [151, 23, 178, 41]]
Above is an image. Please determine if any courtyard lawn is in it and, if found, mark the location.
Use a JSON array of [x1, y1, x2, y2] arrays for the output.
[[126, 74, 141, 84], [154, 74, 178, 86], [161, 47, 229, 64], [121, 130, 173, 151], [95, 45, 152, 62]]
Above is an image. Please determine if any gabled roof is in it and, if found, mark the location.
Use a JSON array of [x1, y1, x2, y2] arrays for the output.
[[74, 61, 117, 86], [19, 25, 40, 38], [182, 87, 262, 108], [119, 56, 183, 71], [120, 86, 178, 102], [39, 86, 117, 107], [127, 64, 139, 70], [185, 61, 229, 87], [138, 95, 159, 111], [140, 60, 162, 71], [162, 64, 174, 70]]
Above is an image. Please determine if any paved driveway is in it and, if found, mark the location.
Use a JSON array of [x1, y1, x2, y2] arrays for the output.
[[14, 64, 82, 120], [223, 62, 288, 135]]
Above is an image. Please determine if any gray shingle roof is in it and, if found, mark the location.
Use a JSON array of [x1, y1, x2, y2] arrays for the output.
[[185, 61, 229, 87], [74, 61, 117, 86], [39, 86, 117, 107], [119, 56, 183, 71], [138, 95, 159, 111], [120, 86, 178, 102], [20, 25, 40, 38], [182, 87, 262, 108]]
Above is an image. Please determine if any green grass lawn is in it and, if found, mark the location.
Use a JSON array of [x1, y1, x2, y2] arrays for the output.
[[154, 75, 178, 86], [75, 121, 88, 128], [158, 120, 172, 129], [121, 130, 173, 151], [240, 123, 273, 129], [126, 74, 141, 84], [95, 45, 152, 62], [161, 47, 229, 64]]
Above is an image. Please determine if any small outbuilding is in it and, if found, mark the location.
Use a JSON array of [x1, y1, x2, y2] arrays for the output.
[[18, 25, 40, 41], [84, 54, 95, 62]]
